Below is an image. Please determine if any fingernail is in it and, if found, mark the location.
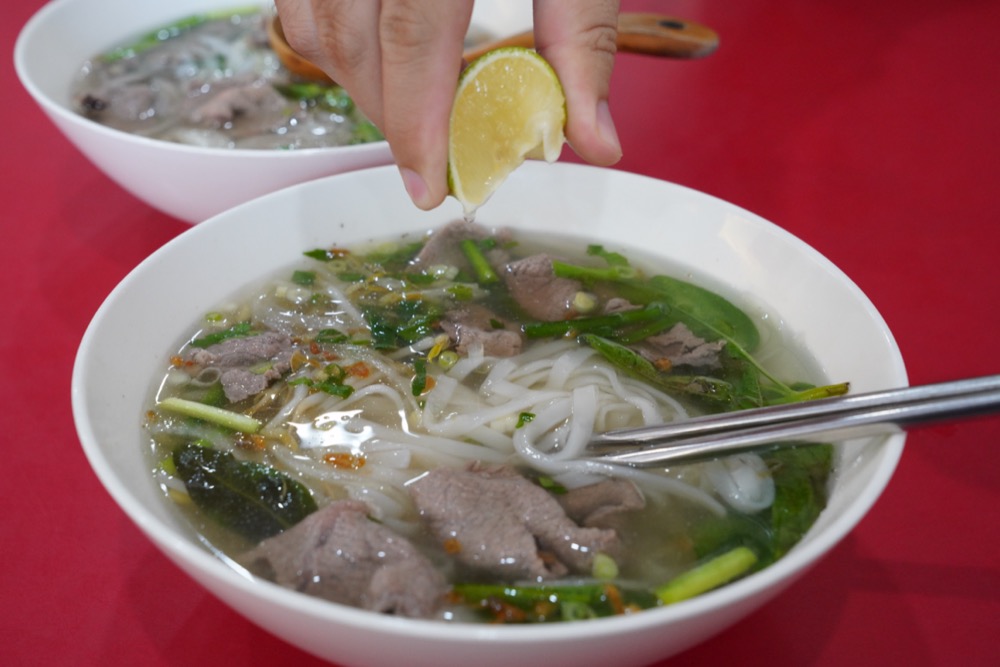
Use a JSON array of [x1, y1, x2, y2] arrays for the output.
[[596, 99, 622, 160], [399, 167, 432, 209]]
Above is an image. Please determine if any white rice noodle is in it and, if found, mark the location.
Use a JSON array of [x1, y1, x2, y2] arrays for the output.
[[466, 424, 515, 452], [422, 373, 460, 417], [337, 382, 408, 416], [545, 347, 598, 390], [268, 446, 413, 524], [250, 332, 730, 518], [290, 389, 336, 422], [263, 382, 311, 431], [445, 343, 485, 383], [362, 445, 412, 469], [320, 281, 366, 326], [349, 338, 725, 515], [355, 421, 509, 465], [703, 453, 776, 513], [561, 385, 598, 460], [346, 484, 412, 525], [423, 388, 563, 439]]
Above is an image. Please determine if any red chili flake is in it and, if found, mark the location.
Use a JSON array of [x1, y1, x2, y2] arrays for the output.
[[309, 341, 321, 355], [169, 355, 196, 368], [443, 538, 462, 555], [322, 351, 338, 361], [485, 598, 526, 624], [345, 361, 370, 378], [604, 583, 626, 615], [323, 452, 366, 470], [235, 433, 266, 451], [653, 358, 673, 372]]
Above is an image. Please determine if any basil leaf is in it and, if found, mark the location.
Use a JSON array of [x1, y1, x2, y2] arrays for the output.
[[173, 443, 317, 542]]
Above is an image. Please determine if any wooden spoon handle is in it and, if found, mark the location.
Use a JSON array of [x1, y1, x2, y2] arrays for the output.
[[462, 13, 719, 62], [615, 13, 719, 59]]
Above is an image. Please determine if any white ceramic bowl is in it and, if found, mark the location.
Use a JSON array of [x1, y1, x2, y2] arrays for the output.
[[72, 162, 906, 666], [14, 0, 531, 223]]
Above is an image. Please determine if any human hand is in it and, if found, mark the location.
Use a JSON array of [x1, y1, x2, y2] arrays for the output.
[[274, 0, 622, 210]]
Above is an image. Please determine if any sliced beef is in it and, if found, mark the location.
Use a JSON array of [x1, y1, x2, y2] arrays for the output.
[[502, 254, 584, 322], [188, 82, 288, 134], [557, 479, 645, 532], [409, 463, 621, 581], [239, 500, 446, 618], [186, 331, 295, 403], [632, 322, 726, 370], [77, 81, 178, 128], [602, 297, 641, 314], [439, 303, 523, 357], [408, 220, 510, 273]]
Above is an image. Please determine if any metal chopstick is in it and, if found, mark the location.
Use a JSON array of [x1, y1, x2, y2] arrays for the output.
[[588, 374, 1000, 467]]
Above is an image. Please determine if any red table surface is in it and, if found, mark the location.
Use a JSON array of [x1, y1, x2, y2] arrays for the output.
[[3, 1, 998, 665]]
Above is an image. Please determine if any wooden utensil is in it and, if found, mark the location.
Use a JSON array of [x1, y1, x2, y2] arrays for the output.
[[268, 13, 719, 83]]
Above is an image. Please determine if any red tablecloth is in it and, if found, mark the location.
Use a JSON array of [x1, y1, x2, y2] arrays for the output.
[[4, 1, 998, 665]]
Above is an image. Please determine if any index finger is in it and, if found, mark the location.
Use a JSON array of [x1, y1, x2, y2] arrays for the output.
[[377, 0, 475, 209], [533, 0, 622, 165]]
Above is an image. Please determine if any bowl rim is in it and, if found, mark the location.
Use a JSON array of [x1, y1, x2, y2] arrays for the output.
[[71, 161, 907, 643]]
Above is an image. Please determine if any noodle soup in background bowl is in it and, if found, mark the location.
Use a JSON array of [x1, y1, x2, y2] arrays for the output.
[[72, 162, 905, 666], [14, 0, 531, 224]]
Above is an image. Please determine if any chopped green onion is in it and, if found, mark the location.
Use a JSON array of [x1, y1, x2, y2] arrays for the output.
[[323, 364, 347, 382], [411, 358, 429, 396], [315, 328, 349, 344], [561, 600, 599, 621], [316, 379, 354, 398], [437, 350, 460, 369], [158, 397, 261, 433], [592, 553, 619, 580], [447, 284, 475, 301], [292, 270, 315, 286], [516, 412, 535, 428], [656, 546, 758, 604], [523, 303, 667, 339], [536, 475, 567, 494], [460, 239, 499, 285], [189, 321, 253, 348], [247, 361, 273, 375]]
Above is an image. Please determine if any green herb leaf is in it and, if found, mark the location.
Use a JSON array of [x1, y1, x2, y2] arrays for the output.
[[411, 357, 428, 396], [765, 443, 834, 558], [190, 321, 254, 348], [173, 442, 317, 542], [578, 334, 734, 405], [291, 270, 315, 286], [315, 328, 349, 344], [516, 412, 536, 428]]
